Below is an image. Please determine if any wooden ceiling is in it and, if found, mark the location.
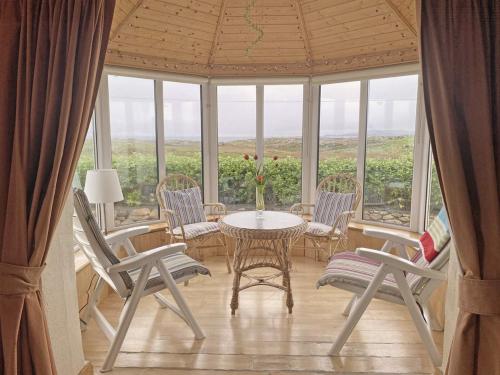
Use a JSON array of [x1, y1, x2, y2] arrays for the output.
[[106, 0, 418, 77]]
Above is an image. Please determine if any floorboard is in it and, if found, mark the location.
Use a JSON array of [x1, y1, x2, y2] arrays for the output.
[[82, 256, 443, 374]]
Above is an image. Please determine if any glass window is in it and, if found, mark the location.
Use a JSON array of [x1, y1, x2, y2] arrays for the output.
[[362, 75, 418, 226], [263, 85, 303, 210], [108, 75, 159, 227], [426, 154, 444, 226], [217, 86, 256, 211], [318, 81, 360, 183], [74, 113, 97, 190], [163, 82, 203, 188]]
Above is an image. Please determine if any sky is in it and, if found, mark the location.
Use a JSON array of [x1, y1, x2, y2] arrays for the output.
[[107, 74, 418, 140]]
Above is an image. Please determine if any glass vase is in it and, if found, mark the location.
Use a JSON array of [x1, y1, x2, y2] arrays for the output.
[[256, 184, 265, 215]]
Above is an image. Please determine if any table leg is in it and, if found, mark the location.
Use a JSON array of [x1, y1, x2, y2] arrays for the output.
[[281, 239, 294, 314], [230, 239, 243, 315]]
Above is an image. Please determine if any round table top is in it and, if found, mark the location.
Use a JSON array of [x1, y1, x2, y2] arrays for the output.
[[219, 211, 307, 240]]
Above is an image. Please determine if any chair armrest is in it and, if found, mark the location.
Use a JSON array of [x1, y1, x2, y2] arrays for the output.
[[363, 229, 420, 249], [108, 243, 187, 273], [356, 248, 446, 280], [203, 203, 227, 215], [105, 226, 150, 245], [290, 203, 315, 216]]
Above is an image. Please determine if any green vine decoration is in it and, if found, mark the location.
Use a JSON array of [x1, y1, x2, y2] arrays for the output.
[[244, 0, 264, 56]]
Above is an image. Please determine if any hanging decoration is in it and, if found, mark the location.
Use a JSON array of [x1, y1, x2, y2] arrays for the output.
[[244, 0, 264, 56]]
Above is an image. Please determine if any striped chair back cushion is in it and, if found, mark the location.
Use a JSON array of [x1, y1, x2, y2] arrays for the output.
[[313, 191, 355, 232], [162, 186, 206, 229]]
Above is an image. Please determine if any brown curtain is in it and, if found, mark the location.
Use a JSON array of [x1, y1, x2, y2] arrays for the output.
[[420, 1, 500, 374], [0, 1, 115, 373]]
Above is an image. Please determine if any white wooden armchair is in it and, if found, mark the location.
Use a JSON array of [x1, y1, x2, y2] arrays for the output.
[[290, 174, 361, 260], [156, 174, 231, 273], [317, 228, 450, 367], [73, 188, 210, 372]]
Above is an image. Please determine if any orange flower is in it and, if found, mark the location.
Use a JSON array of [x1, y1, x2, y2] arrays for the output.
[[256, 175, 265, 183], [253, 154, 258, 160], [243, 153, 249, 160]]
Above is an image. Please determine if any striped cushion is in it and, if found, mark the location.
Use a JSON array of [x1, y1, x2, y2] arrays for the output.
[[419, 207, 450, 262], [173, 221, 220, 240], [313, 191, 355, 232], [163, 187, 206, 229], [128, 252, 210, 290], [317, 252, 402, 299]]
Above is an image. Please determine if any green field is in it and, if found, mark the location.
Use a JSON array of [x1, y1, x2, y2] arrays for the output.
[[77, 136, 442, 220]]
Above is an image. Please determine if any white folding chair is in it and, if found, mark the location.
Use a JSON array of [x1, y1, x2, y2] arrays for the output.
[[317, 228, 450, 367], [73, 188, 210, 372]]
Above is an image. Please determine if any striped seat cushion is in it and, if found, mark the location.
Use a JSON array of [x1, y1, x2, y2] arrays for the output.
[[419, 207, 450, 262], [313, 191, 355, 232], [173, 221, 220, 240], [317, 252, 403, 299], [128, 252, 210, 290], [162, 187, 206, 229], [306, 222, 340, 237]]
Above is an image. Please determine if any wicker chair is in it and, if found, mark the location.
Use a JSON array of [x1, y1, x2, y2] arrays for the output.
[[156, 174, 231, 273], [290, 174, 361, 261]]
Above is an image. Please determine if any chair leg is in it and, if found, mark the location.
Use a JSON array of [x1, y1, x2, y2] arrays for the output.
[[342, 295, 357, 317], [329, 265, 389, 356], [101, 264, 153, 373], [422, 303, 443, 331], [392, 270, 442, 367], [156, 261, 205, 339], [80, 276, 105, 329]]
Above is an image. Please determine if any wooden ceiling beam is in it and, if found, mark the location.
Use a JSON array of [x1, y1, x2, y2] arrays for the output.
[[110, 0, 145, 42], [294, 0, 312, 63], [383, 0, 417, 37], [208, 0, 229, 65]]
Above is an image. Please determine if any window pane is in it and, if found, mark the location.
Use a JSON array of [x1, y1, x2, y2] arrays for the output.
[[318, 81, 360, 183], [264, 85, 303, 210], [163, 82, 203, 189], [74, 114, 96, 189], [426, 154, 443, 226], [109, 75, 159, 226], [363, 75, 418, 226], [217, 86, 256, 211]]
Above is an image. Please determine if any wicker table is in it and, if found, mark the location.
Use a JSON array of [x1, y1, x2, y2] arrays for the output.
[[219, 211, 307, 314]]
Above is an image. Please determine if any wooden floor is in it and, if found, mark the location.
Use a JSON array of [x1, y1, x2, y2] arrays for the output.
[[82, 256, 443, 374]]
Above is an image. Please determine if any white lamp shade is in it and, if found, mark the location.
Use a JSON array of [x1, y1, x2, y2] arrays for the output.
[[84, 169, 124, 204]]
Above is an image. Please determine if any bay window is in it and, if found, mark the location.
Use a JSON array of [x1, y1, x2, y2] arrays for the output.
[[79, 64, 437, 232]]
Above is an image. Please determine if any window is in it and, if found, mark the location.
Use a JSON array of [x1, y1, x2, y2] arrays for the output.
[[426, 154, 444, 226], [362, 75, 418, 226], [108, 75, 159, 226], [74, 113, 97, 189], [263, 85, 303, 210], [217, 85, 256, 211], [318, 81, 360, 182], [163, 81, 203, 187]]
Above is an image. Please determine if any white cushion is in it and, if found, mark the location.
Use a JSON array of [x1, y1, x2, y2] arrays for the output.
[[306, 222, 335, 236], [173, 221, 219, 240]]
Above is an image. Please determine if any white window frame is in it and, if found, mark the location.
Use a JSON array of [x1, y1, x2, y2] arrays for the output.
[[89, 63, 432, 233], [209, 78, 310, 209], [313, 63, 428, 232], [97, 66, 208, 231]]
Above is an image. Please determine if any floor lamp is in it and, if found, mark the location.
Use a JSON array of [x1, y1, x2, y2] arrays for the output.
[[84, 169, 124, 235]]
